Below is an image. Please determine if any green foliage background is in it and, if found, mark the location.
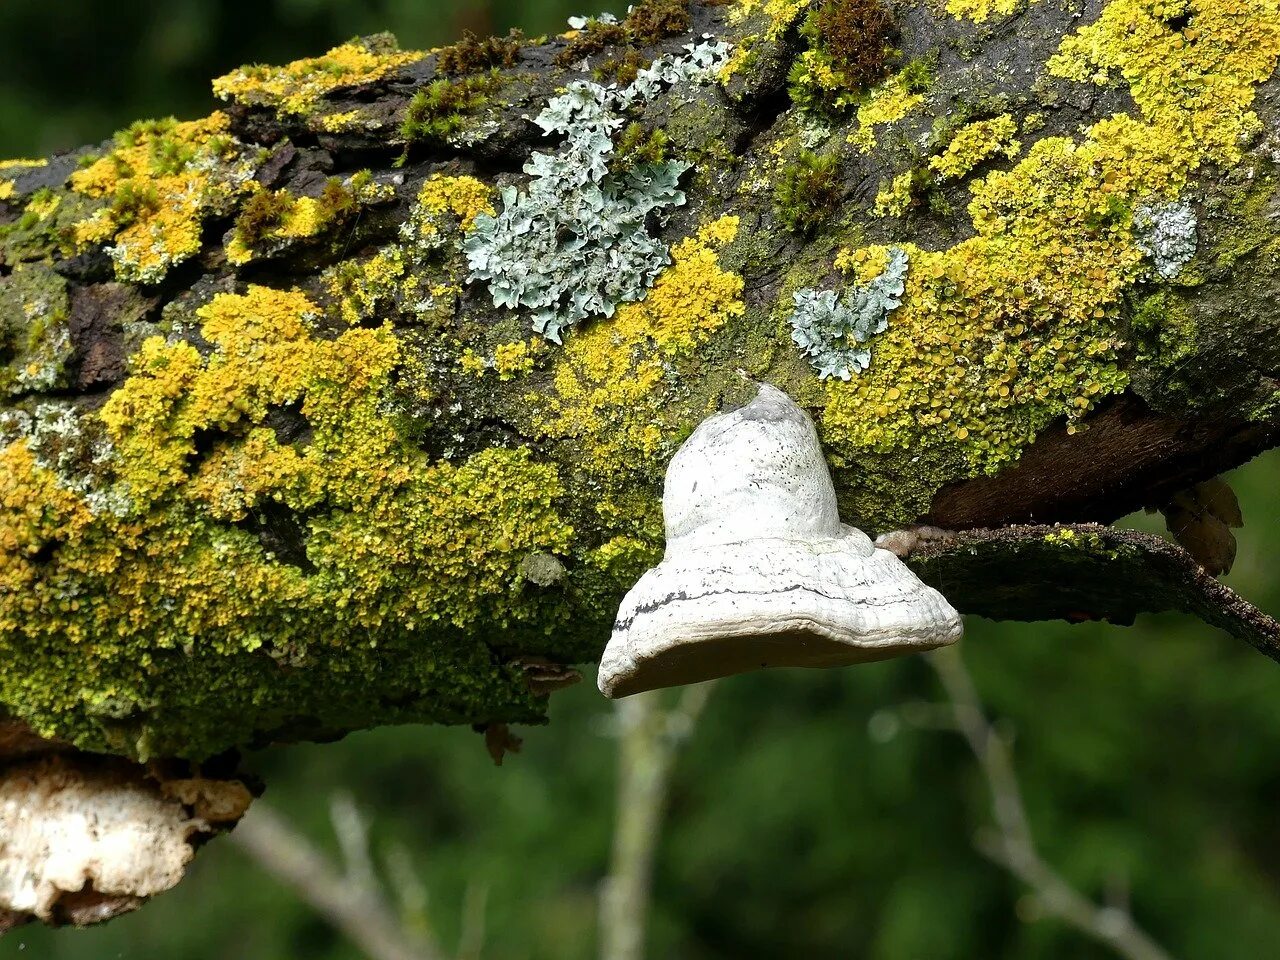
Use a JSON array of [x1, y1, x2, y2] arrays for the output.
[[2, 2, 1279, 957]]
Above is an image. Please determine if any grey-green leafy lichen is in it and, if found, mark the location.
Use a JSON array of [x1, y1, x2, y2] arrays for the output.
[[464, 40, 731, 342], [1134, 200, 1198, 279], [789, 247, 908, 380]]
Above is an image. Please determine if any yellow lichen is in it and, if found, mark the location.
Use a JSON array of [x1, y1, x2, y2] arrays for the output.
[[25, 192, 60, 220], [819, 0, 1280, 477], [227, 173, 395, 266], [874, 170, 918, 217], [69, 113, 257, 284], [532, 217, 744, 469], [0, 181, 13, 202], [327, 248, 409, 325], [322, 174, 492, 325], [0, 158, 46, 172], [212, 36, 422, 118], [3, 283, 573, 756], [413, 174, 495, 235], [316, 110, 365, 132], [848, 69, 927, 152], [1048, 0, 1279, 167], [459, 348, 487, 377], [731, 0, 813, 39], [461, 340, 542, 381], [929, 114, 1021, 180], [946, 0, 1041, 22], [717, 41, 756, 83], [494, 341, 538, 379]]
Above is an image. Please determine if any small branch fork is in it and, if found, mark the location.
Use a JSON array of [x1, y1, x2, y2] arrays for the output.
[[230, 794, 485, 960], [922, 646, 1176, 960], [598, 681, 716, 960]]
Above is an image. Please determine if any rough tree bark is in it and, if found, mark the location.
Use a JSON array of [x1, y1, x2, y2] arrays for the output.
[[1, 0, 1278, 927]]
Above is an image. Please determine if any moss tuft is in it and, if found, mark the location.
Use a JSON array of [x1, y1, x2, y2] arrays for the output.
[[624, 0, 692, 44], [554, 21, 629, 67], [613, 123, 671, 172], [436, 29, 524, 76], [68, 113, 258, 284], [399, 71, 501, 145], [227, 173, 384, 266], [595, 49, 649, 87], [775, 150, 843, 234], [555, 0, 691, 68], [790, 0, 896, 114]]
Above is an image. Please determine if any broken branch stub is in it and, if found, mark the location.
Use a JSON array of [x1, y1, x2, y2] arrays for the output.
[[598, 384, 962, 698]]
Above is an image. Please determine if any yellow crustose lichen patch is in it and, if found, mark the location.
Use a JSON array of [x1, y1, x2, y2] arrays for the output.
[[213, 38, 422, 117], [461, 341, 541, 380], [848, 69, 927, 152], [413, 174, 495, 235], [820, 0, 1280, 475], [731, 0, 813, 39], [324, 174, 493, 325], [69, 113, 257, 284], [874, 170, 918, 217], [0, 180, 14, 201], [930, 115, 1021, 181], [946, 0, 1041, 22], [1, 284, 572, 756], [533, 216, 745, 470]]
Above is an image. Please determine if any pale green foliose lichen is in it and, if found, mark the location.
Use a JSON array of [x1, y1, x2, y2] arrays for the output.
[[789, 247, 908, 380], [464, 40, 732, 343], [1133, 200, 1198, 279]]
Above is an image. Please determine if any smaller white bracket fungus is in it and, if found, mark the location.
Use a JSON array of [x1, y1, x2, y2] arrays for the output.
[[598, 384, 963, 698], [0, 755, 251, 929]]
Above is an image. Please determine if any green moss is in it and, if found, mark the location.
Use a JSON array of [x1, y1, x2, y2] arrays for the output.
[[554, 20, 629, 66], [226, 172, 386, 265], [399, 71, 501, 145], [623, 0, 692, 44], [554, 0, 691, 68], [0, 187, 94, 264], [595, 49, 650, 86], [897, 55, 936, 95], [774, 150, 843, 234], [67, 112, 258, 283], [613, 123, 670, 172], [436, 29, 523, 75], [789, 0, 897, 114]]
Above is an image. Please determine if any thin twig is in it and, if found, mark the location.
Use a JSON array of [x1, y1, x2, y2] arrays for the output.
[[230, 801, 446, 960], [599, 682, 716, 960], [926, 645, 1176, 960]]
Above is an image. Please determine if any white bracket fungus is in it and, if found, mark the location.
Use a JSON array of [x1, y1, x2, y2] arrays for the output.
[[0, 754, 251, 929], [598, 384, 963, 698]]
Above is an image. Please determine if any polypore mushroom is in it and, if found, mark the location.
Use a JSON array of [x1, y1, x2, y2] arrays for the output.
[[0, 753, 252, 929], [598, 384, 962, 698]]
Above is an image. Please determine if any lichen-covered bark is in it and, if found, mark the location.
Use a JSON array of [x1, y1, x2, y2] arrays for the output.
[[1, 0, 1278, 767]]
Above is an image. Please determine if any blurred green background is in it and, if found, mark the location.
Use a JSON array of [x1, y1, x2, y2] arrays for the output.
[[3, 2, 1280, 958]]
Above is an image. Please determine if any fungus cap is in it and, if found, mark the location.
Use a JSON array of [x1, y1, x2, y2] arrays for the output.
[[598, 384, 962, 698]]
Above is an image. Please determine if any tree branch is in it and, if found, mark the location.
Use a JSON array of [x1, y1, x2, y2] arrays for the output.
[[599, 682, 715, 960], [925, 646, 1175, 960], [229, 800, 447, 960]]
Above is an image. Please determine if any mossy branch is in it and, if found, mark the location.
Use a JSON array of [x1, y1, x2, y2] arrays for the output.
[[0, 0, 1277, 778]]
